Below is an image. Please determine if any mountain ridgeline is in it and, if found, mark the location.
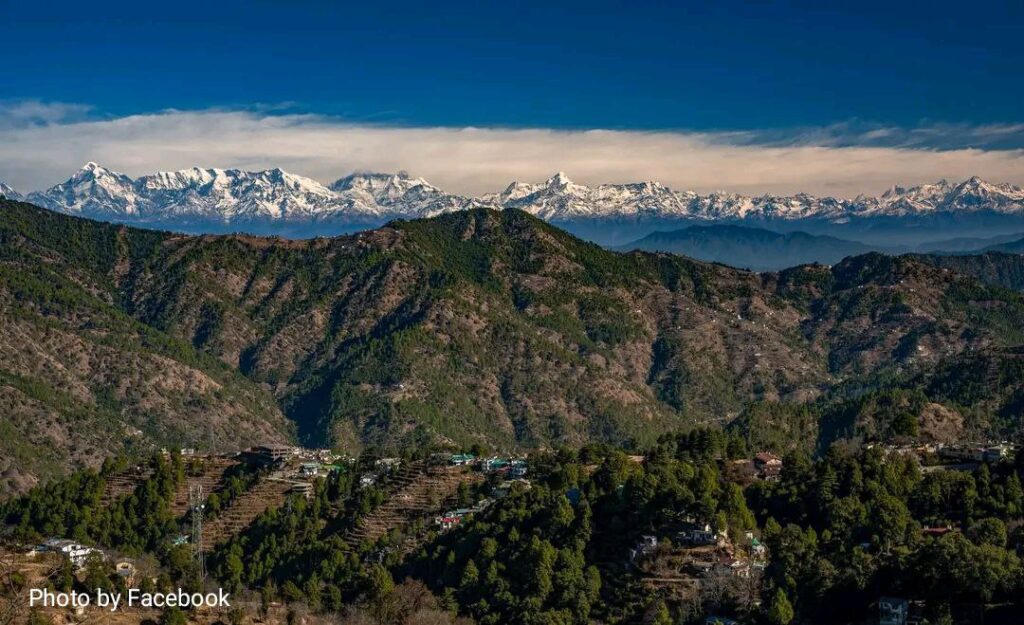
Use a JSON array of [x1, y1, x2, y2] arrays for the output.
[[7, 164, 1024, 247], [4, 198, 1024, 489], [617, 225, 880, 271]]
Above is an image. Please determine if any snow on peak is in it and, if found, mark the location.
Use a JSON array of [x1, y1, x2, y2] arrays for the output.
[[485, 174, 696, 219], [80, 161, 106, 173], [547, 172, 573, 186]]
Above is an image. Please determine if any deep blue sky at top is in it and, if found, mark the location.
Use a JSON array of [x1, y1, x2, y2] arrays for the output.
[[2, 0, 1022, 132]]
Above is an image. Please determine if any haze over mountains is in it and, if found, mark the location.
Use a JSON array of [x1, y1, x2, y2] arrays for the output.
[[4, 163, 1024, 250]]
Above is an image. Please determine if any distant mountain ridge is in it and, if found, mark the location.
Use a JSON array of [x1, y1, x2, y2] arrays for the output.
[[916, 232, 1024, 253], [7, 164, 1024, 237], [985, 236, 1024, 254], [619, 225, 881, 271]]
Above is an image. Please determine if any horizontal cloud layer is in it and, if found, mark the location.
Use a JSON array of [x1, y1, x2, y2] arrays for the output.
[[1, 103, 1023, 198]]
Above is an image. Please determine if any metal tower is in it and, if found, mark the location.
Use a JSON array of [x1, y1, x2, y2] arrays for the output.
[[189, 483, 206, 579]]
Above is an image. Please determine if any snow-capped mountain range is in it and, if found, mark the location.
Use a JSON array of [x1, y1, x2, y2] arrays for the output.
[[11, 162, 489, 223], [3, 163, 1024, 228], [484, 172, 1024, 221]]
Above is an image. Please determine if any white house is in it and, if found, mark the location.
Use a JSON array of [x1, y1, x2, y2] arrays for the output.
[[677, 523, 717, 546], [40, 539, 98, 568], [630, 535, 658, 562], [509, 460, 529, 478]]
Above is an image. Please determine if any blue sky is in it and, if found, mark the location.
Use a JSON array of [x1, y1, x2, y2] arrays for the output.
[[1, 0, 1023, 195], [4, 0, 1023, 130]]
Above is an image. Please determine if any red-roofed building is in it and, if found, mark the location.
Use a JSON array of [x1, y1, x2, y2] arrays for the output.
[[754, 452, 783, 480]]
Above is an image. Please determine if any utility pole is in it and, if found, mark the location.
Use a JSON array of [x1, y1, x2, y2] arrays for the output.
[[189, 484, 206, 580]]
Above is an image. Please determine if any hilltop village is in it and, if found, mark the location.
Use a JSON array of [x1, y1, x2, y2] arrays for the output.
[[2, 432, 1024, 625]]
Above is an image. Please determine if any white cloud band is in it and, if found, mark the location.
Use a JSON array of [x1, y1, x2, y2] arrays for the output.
[[1, 104, 1022, 198]]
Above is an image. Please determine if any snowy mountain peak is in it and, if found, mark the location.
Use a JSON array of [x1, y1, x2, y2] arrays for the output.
[[26, 163, 142, 216], [73, 161, 128, 182], [547, 172, 573, 186], [71, 161, 117, 179], [0, 181, 21, 201], [881, 185, 905, 199], [494, 180, 540, 202]]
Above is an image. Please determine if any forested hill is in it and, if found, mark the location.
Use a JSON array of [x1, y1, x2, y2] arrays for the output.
[[913, 251, 1024, 292], [0, 201, 293, 493], [4, 199, 1024, 487]]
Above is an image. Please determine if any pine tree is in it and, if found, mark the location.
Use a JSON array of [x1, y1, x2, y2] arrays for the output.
[[768, 588, 795, 625], [651, 601, 672, 625]]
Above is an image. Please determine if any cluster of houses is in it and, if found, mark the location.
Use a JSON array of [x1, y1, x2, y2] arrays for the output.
[[434, 499, 494, 532], [297, 460, 349, 479], [430, 458, 534, 532], [245, 444, 352, 467], [692, 535, 766, 580], [432, 480, 533, 533], [936, 442, 1015, 464], [237, 445, 356, 498], [447, 453, 529, 478], [677, 522, 723, 547], [448, 453, 475, 466], [358, 457, 404, 487], [872, 441, 1018, 468], [631, 515, 768, 582]]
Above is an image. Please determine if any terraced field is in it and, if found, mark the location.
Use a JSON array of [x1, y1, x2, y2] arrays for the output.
[[344, 463, 481, 551], [171, 456, 241, 517], [202, 476, 295, 550]]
